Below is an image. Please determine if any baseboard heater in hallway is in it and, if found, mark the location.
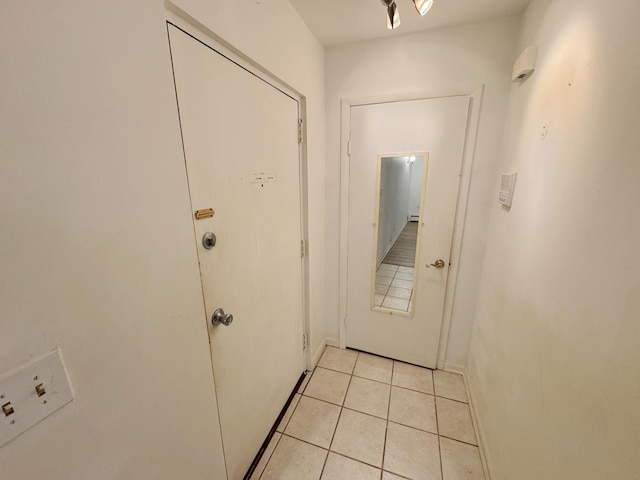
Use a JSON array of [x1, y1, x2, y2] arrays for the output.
[[243, 372, 307, 480]]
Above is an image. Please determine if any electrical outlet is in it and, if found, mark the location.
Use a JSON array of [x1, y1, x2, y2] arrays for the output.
[[0, 350, 74, 447]]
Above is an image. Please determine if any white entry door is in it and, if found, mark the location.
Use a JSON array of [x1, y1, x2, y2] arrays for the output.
[[168, 24, 305, 480], [346, 97, 470, 368]]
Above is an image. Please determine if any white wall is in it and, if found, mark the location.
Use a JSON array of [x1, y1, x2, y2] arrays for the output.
[[377, 157, 412, 264], [466, 0, 640, 478], [325, 17, 520, 368], [0, 0, 325, 478], [170, 0, 327, 364], [408, 157, 425, 219]]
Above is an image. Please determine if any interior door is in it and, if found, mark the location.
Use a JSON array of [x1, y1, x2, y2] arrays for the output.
[[168, 24, 304, 480], [346, 97, 470, 368]]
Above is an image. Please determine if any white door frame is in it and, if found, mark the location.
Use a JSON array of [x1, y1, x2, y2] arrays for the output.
[[339, 87, 484, 369], [165, 8, 312, 372]]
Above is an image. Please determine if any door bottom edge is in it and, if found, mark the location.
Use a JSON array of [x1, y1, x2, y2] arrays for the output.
[[242, 371, 307, 480]]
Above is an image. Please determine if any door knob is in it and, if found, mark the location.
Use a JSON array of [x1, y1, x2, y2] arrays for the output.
[[427, 259, 446, 269], [202, 232, 216, 250], [211, 308, 233, 327]]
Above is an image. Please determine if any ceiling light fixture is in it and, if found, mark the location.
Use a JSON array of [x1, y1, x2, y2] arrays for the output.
[[413, 0, 434, 16], [381, 0, 434, 30], [380, 0, 400, 30]]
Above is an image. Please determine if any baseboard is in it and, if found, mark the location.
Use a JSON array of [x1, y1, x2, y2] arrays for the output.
[[311, 338, 327, 368], [443, 363, 466, 375], [463, 372, 494, 480], [311, 337, 340, 369], [325, 337, 339, 348], [377, 224, 405, 267]]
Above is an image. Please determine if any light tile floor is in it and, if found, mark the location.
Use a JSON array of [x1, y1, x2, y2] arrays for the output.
[[251, 347, 485, 480], [375, 264, 414, 312]]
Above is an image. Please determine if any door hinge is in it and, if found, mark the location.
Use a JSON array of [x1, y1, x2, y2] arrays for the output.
[[300, 239, 306, 258], [298, 119, 304, 144], [303, 334, 308, 350]]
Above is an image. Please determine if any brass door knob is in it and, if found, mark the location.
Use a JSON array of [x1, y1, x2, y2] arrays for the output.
[[427, 259, 445, 269]]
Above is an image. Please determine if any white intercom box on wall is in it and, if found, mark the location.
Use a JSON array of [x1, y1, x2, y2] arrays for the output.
[[499, 172, 518, 207], [512, 45, 538, 82]]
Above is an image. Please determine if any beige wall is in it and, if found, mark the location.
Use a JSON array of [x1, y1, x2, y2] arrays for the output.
[[325, 16, 520, 369], [467, 0, 640, 478], [0, 1, 325, 478]]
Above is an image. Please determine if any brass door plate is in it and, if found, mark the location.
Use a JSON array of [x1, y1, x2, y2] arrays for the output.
[[195, 208, 215, 220]]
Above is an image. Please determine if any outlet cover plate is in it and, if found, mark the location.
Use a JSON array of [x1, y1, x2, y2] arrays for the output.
[[0, 349, 74, 447]]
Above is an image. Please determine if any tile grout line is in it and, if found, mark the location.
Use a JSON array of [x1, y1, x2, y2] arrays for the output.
[[260, 368, 314, 478], [380, 360, 396, 477], [323, 449, 387, 475], [277, 392, 303, 435], [258, 369, 313, 479], [383, 469, 414, 480], [382, 362, 440, 479], [279, 422, 446, 476], [266, 346, 357, 478], [376, 268, 391, 308], [260, 347, 474, 480], [255, 432, 284, 480], [265, 348, 326, 478], [438, 434, 479, 448], [280, 432, 330, 451], [274, 369, 314, 438], [385, 268, 399, 307], [434, 371, 445, 480], [318, 350, 359, 479], [388, 267, 410, 311], [377, 266, 414, 311], [383, 418, 438, 437], [436, 394, 470, 405], [391, 381, 437, 396], [374, 270, 389, 308]]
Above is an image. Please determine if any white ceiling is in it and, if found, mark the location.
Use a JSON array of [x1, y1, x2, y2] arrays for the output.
[[289, 0, 530, 47]]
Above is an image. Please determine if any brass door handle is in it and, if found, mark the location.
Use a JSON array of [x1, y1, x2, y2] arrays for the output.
[[427, 259, 445, 269]]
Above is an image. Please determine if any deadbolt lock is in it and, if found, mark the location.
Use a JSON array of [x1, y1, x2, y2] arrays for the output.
[[202, 232, 216, 250]]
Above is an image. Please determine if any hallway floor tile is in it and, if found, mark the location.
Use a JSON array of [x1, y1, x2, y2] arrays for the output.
[[251, 346, 485, 480], [375, 264, 414, 312]]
